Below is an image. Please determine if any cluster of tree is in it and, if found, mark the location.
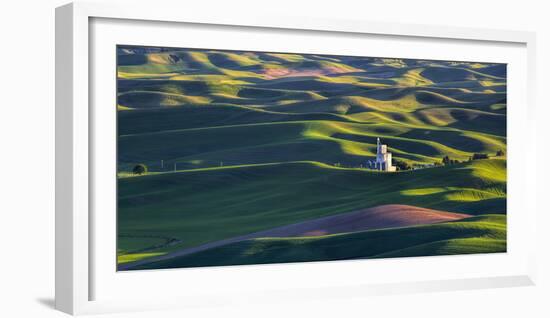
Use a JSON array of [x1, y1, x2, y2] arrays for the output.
[[471, 153, 489, 160], [441, 156, 461, 165], [394, 159, 412, 171], [441, 151, 502, 166]]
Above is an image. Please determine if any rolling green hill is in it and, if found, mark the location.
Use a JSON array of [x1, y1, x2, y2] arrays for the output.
[[118, 159, 506, 264], [131, 214, 506, 270], [116, 45, 507, 269]]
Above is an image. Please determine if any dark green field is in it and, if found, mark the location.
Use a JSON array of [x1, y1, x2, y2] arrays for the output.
[[116, 46, 507, 270]]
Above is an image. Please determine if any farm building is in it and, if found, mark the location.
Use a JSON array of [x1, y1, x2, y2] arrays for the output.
[[367, 138, 397, 172]]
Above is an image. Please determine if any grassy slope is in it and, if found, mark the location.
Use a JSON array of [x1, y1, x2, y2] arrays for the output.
[[131, 214, 505, 269], [118, 106, 505, 170], [116, 53, 506, 169], [118, 160, 506, 258]]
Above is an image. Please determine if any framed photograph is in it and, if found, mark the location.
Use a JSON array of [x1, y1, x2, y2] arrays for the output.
[[56, 1, 538, 315]]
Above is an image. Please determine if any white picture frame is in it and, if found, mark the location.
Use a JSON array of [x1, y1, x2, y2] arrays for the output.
[[56, 1, 538, 315]]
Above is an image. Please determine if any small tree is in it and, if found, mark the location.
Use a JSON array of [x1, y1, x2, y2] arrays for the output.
[[496, 149, 505, 157], [132, 164, 148, 175], [442, 156, 450, 165]]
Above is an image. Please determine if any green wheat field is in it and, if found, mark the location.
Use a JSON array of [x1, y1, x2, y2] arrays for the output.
[[116, 45, 506, 271]]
